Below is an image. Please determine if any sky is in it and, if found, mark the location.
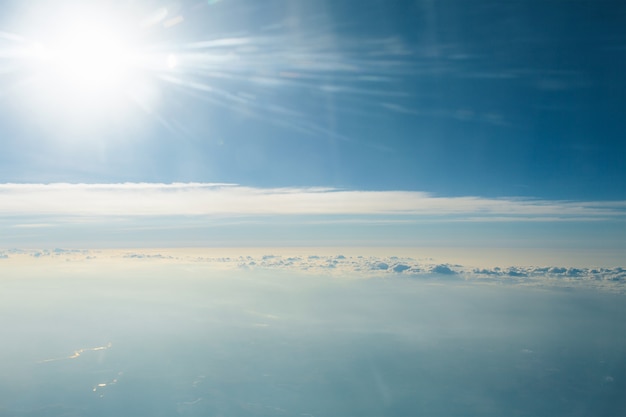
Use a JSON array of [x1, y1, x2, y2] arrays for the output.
[[0, 0, 624, 258]]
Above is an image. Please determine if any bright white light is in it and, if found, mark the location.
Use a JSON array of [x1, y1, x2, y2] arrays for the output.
[[10, 3, 165, 134], [41, 21, 137, 91], [167, 54, 178, 69], [31, 10, 143, 97]]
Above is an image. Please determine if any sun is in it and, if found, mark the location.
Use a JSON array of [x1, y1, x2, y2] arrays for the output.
[[28, 5, 145, 97], [40, 20, 137, 92], [9, 2, 165, 130]]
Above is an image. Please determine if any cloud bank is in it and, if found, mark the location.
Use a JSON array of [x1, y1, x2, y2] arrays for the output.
[[0, 183, 624, 220]]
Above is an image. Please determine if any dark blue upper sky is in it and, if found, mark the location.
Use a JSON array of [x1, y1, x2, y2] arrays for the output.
[[0, 0, 624, 200]]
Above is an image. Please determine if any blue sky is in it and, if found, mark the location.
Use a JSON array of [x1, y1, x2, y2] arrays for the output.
[[0, 0, 624, 255]]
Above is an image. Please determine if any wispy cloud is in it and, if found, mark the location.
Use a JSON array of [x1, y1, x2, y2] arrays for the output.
[[0, 183, 624, 220], [381, 103, 509, 127]]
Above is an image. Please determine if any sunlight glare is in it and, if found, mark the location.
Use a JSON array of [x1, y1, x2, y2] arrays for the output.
[[11, 3, 166, 134], [43, 22, 136, 91], [36, 15, 140, 93]]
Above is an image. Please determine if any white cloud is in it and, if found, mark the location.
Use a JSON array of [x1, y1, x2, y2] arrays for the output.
[[0, 183, 624, 220], [3, 248, 624, 293]]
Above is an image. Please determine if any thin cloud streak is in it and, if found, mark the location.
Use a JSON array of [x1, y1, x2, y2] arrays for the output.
[[0, 183, 624, 220]]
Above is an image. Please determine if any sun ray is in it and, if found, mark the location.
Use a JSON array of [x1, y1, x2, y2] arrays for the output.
[[0, 1, 410, 144]]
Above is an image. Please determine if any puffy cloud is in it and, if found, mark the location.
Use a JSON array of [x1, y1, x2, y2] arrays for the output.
[[5, 248, 625, 293], [431, 265, 456, 275], [392, 264, 411, 273]]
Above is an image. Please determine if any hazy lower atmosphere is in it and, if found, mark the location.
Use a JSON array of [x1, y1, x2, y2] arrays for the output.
[[2, 254, 625, 417]]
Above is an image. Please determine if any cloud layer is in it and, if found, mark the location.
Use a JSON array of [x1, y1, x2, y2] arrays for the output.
[[2, 248, 624, 293], [0, 183, 624, 220]]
